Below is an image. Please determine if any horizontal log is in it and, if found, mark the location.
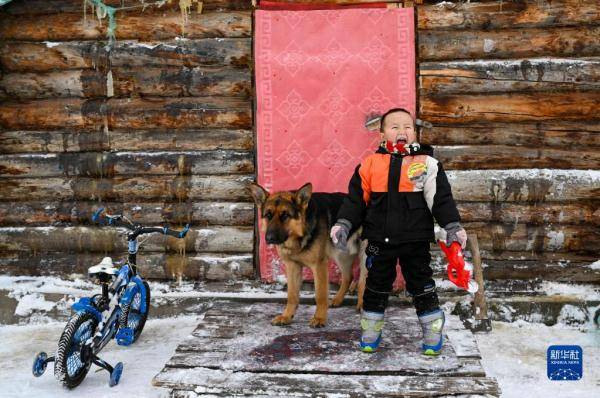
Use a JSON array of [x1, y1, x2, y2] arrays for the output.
[[0, 225, 253, 254], [435, 145, 600, 170], [0, 70, 103, 100], [0, 251, 254, 281], [466, 249, 597, 265], [419, 26, 600, 61], [420, 122, 600, 148], [5, 145, 600, 178], [463, 222, 598, 254], [1, 250, 594, 283], [457, 202, 599, 226], [0, 11, 251, 40], [0, 201, 254, 226], [0, 97, 252, 130], [8, 200, 594, 229], [1, 0, 252, 14], [0, 66, 251, 99], [480, 259, 599, 283], [2, 200, 595, 230], [0, 129, 254, 153], [430, 247, 598, 274], [2, 170, 596, 203], [447, 169, 600, 203], [419, 0, 600, 31], [420, 91, 600, 123], [419, 58, 600, 94], [0, 150, 254, 177], [0, 39, 251, 72], [0, 175, 255, 201], [0, 222, 594, 255]]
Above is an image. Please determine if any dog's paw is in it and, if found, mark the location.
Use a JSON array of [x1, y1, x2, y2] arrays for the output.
[[330, 296, 344, 308], [355, 299, 364, 312], [309, 316, 326, 328], [348, 281, 358, 294], [271, 314, 293, 326]]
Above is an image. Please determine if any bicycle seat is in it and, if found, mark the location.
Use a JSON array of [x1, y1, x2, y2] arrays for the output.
[[88, 257, 119, 282]]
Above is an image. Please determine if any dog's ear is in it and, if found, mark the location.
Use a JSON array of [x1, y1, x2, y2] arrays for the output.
[[247, 183, 269, 208], [295, 182, 312, 209]]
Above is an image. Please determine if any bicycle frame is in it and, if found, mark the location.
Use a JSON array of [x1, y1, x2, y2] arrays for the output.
[[72, 234, 149, 354]]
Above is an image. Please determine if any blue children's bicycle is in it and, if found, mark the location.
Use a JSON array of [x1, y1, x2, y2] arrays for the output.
[[32, 208, 189, 389]]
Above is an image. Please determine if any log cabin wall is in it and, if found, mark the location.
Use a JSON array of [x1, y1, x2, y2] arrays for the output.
[[0, 0, 598, 289], [416, 0, 599, 285], [0, 0, 257, 281]]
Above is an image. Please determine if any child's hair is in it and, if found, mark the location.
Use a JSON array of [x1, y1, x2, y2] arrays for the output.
[[379, 108, 414, 132]]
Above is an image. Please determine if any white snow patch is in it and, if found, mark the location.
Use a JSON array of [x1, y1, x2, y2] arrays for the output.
[[538, 281, 600, 300], [557, 305, 589, 326], [589, 260, 600, 270], [434, 1, 455, 7], [483, 39, 496, 53], [14, 293, 55, 317], [476, 320, 600, 397], [441, 58, 600, 67], [134, 42, 161, 49], [546, 230, 565, 250], [275, 274, 288, 285], [0, 315, 200, 397], [43, 41, 61, 48]]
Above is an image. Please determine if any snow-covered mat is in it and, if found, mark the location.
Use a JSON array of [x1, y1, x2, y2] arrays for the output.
[[153, 301, 500, 396]]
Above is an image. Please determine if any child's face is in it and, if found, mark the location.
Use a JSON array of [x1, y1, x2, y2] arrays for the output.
[[380, 111, 416, 145]]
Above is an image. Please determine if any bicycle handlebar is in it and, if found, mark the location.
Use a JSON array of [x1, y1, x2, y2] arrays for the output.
[[92, 208, 190, 239]]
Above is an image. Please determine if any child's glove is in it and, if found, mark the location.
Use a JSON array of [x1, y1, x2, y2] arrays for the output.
[[330, 219, 352, 251], [444, 221, 468, 249]]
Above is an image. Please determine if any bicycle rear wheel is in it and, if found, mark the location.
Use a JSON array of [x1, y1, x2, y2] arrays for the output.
[[118, 281, 150, 343], [54, 311, 98, 389]]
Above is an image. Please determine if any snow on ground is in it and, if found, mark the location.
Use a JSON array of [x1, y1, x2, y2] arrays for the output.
[[476, 320, 600, 397], [0, 315, 200, 398], [0, 315, 598, 397], [0, 275, 599, 397]]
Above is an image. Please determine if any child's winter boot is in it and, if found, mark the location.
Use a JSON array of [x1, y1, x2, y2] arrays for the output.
[[418, 309, 445, 356], [360, 310, 384, 352]]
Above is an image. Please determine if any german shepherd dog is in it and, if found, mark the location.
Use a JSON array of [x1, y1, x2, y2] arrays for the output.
[[248, 182, 367, 328]]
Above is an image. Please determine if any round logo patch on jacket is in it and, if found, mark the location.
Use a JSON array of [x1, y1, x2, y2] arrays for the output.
[[407, 162, 427, 181]]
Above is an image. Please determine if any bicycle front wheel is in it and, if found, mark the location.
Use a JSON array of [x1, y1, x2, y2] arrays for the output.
[[119, 281, 151, 343]]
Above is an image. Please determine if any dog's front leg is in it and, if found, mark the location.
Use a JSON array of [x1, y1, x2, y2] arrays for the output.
[[309, 261, 329, 328], [272, 261, 302, 326]]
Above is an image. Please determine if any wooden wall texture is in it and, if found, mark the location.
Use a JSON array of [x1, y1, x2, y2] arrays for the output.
[[0, 0, 598, 287], [416, 0, 599, 284], [0, 0, 256, 281]]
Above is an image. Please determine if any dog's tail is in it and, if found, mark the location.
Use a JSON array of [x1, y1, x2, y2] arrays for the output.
[[345, 226, 363, 256]]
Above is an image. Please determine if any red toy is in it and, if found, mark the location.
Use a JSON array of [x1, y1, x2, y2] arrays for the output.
[[435, 227, 478, 293]]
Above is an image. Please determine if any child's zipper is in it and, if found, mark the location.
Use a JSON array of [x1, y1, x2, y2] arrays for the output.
[[385, 153, 403, 244]]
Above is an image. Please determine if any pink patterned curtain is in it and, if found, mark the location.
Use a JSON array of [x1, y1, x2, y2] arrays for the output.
[[255, 7, 416, 286]]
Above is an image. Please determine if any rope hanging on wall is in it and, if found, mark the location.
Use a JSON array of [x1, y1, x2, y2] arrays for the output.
[[83, 0, 204, 46]]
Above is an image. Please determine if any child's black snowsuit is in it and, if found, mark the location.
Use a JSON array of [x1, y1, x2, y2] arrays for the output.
[[336, 143, 461, 315]]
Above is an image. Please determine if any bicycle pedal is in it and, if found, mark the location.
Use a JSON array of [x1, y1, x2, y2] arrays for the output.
[[115, 327, 134, 346]]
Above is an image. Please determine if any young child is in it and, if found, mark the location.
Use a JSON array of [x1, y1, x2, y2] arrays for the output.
[[330, 108, 467, 355]]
